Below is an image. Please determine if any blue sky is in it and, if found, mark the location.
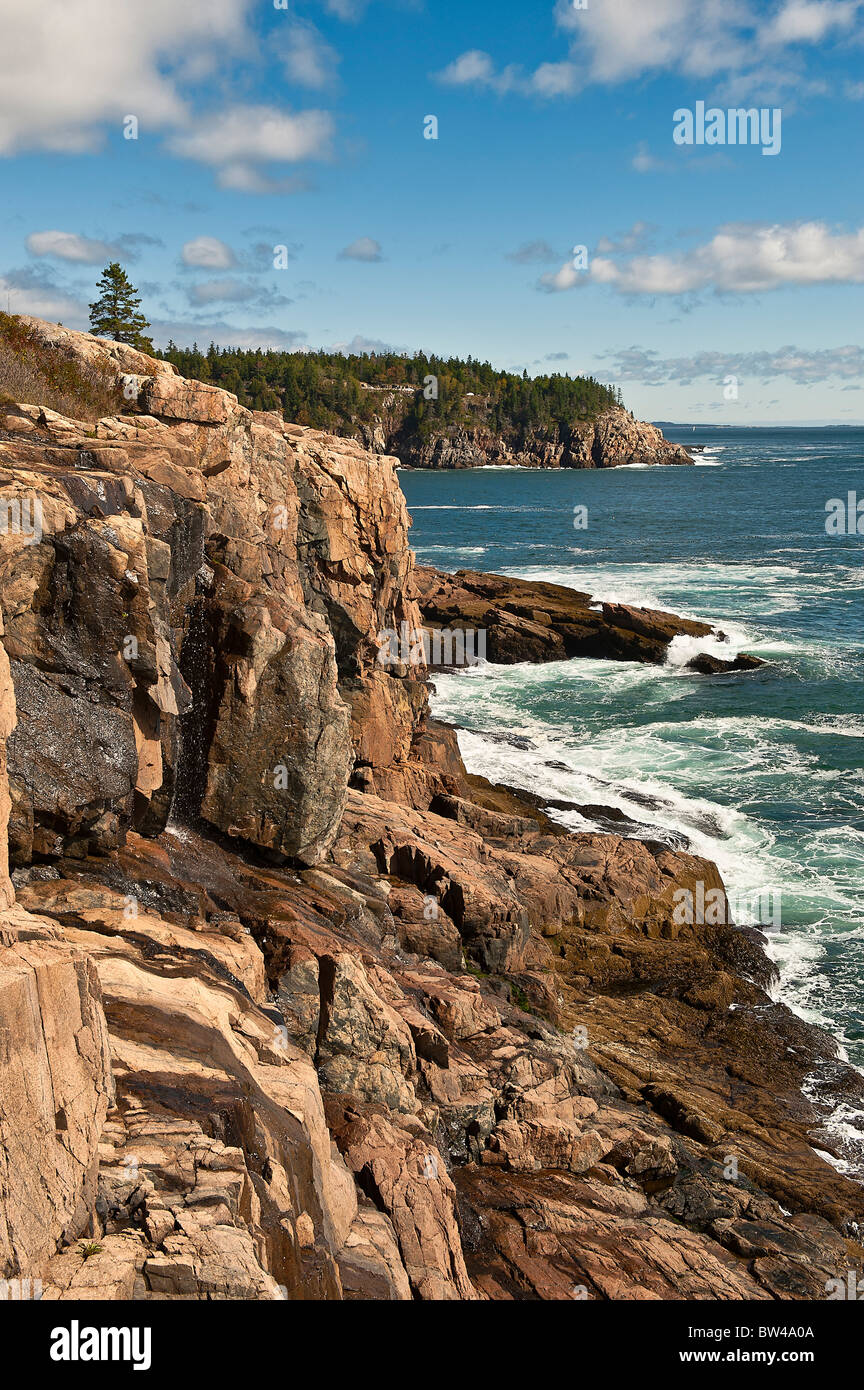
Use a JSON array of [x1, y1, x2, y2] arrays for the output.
[[2, 0, 864, 422]]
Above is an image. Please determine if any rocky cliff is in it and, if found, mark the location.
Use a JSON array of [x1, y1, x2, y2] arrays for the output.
[[358, 398, 693, 470], [0, 318, 861, 1302]]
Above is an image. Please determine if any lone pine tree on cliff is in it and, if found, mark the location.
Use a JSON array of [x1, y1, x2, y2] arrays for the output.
[[89, 263, 153, 352]]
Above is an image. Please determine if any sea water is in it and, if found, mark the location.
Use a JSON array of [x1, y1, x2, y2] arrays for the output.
[[401, 428, 864, 1113]]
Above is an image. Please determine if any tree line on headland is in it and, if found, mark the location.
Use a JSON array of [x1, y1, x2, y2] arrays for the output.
[[84, 262, 625, 438], [155, 341, 624, 436]]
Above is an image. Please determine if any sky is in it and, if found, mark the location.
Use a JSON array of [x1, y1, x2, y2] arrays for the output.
[[2, 0, 864, 423]]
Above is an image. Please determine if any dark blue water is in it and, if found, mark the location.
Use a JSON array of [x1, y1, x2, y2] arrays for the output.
[[401, 427, 864, 1156]]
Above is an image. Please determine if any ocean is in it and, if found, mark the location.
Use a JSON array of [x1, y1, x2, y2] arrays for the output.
[[401, 426, 864, 1152]]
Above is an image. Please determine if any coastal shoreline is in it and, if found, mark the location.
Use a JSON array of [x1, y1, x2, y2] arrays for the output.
[[1, 319, 862, 1302]]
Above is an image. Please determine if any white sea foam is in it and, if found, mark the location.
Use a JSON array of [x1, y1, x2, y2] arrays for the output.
[[665, 632, 748, 666], [431, 654, 864, 1171]]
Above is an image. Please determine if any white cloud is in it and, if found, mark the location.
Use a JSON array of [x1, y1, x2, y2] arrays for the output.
[[338, 237, 383, 261], [185, 277, 292, 307], [321, 0, 369, 19], [151, 317, 307, 351], [216, 165, 315, 195], [435, 50, 577, 97], [538, 262, 585, 293], [435, 51, 521, 93], [26, 230, 117, 264], [168, 105, 333, 166], [555, 0, 758, 83], [605, 342, 864, 385], [0, 0, 247, 155], [280, 22, 340, 89], [0, 271, 86, 325], [181, 236, 237, 269], [25, 230, 162, 266], [762, 0, 859, 45], [528, 61, 580, 96], [187, 278, 255, 305], [438, 1, 864, 101], [539, 221, 864, 294], [0, 4, 335, 193]]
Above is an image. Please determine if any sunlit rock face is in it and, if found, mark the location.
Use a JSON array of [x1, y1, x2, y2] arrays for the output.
[[0, 319, 427, 866]]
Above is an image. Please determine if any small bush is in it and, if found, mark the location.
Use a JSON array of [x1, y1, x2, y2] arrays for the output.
[[0, 313, 123, 422], [77, 1241, 104, 1261]]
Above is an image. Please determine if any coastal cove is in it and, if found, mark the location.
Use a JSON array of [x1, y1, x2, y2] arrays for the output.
[[402, 427, 864, 1169]]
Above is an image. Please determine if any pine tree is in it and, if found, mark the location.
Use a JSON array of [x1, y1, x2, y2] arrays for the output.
[[89, 263, 153, 351]]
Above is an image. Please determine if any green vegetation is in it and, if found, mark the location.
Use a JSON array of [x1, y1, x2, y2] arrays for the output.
[[155, 343, 622, 439], [509, 983, 532, 1013], [77, 1241, 104, 1261], [0, 312, 123, 421], [89, 263, 153, 352]]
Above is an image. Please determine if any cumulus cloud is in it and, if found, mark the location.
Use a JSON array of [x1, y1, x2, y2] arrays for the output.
[[761, 0, 858, 46], [216, 165, 315, 195], [338, 237, 383, 261], [26, 230, 118, 264], [321, 0, 369, 19], [184, 278, 294, 309], [537, 262, 585, 293], [435, 49, 580, 97], [181, 236, 237, 269], [435, 51, 521, 93], [168, 105, 333, 166], [529, 61, 580, 96], [25, 230, 163, 265], [0, 4, 336, 192], [437, 1, 864, 101], [280, 22, 340, 89], [539, 221, 864, 295], [0, 0, 247, 154], [0, 268, 86, 324], [603, 343, 864, 385], [186, 277, 254, 306]]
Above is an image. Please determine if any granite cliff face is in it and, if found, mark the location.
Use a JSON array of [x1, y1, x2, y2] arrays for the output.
[[357, 401, 693, 470], [0, 319, 861, 1302]]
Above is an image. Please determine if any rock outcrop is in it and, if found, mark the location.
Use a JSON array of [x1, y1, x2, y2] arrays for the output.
[[359, 401, 693, 470], [0, 318, 858, 1303], [1, 322, 428, 867], [414, 567, 765, 670]]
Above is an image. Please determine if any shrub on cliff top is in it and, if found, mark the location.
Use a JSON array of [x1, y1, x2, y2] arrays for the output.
[[0, 312, 123, 421]]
